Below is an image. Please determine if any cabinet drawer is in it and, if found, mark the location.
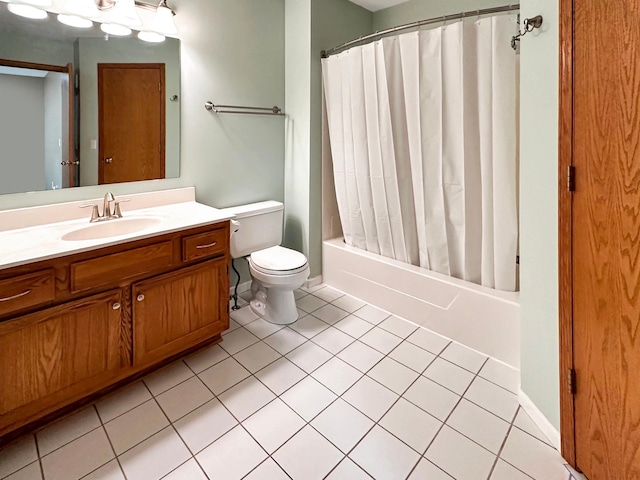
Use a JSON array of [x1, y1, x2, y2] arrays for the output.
[[71, 241, 173, 293], [182, 228, 227, 262], [0, 269, 55, 317]]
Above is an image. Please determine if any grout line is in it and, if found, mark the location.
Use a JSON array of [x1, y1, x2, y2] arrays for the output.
[[322, 458, 376, 480], [35, 423, 104, 463], [240, 457, 293, 480], [404, 355, 491, 479], [512, 424, 556, 449], [33, 434, 45, 480], [485, 406, 536, 480], [159, 458, 201, 480], [92, 408, 129, 480]]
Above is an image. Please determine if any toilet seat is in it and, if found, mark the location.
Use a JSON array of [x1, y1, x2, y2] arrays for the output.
[[250, 246, 308, 276]]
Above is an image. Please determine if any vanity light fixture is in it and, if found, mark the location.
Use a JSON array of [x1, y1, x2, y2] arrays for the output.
[[149, 0, 177, 35], [107, 0, 141, 26], [138, 31, 165, 42], [57, 13, 93, 28], [100, 22, 131, 35], [64, 0, 100, 17], [6, 0, 178, 37], [7, 3, 48, 19], [16, 0, 52, 7]]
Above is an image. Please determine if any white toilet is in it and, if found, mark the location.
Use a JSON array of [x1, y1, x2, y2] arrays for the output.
[[225, 201, 309, 325]]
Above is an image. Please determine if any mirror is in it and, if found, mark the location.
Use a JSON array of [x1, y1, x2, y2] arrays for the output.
[[0, 2, 180, 195]]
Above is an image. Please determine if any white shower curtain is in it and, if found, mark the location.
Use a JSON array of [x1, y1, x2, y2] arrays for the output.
[[322, 15, 519, 291]]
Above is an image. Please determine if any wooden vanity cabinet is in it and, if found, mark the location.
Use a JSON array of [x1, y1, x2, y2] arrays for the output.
[[133, 258, 228, 366], [0, 290, 125, 430], [0, 220, 230, 440]]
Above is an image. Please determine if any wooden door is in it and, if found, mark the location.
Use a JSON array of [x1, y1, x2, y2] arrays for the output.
[[132, 260, 228, 366], [560, 1, 640, 477], [98, 63, 165, 185], [0, 290, 125, 434]]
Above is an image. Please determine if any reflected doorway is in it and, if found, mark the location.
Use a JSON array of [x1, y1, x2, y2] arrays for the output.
[[98, 63, 165, 185], [0, 59, 74, 193]]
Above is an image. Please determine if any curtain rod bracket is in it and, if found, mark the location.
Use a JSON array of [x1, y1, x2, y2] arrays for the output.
[[511, 15, 543, 50]]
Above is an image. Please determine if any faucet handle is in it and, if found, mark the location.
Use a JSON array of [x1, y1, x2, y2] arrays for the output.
[[113, 198, 130, 218], [80, 204, 100, 223]]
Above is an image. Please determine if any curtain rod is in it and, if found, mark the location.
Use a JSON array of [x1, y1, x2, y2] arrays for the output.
[[321, 4, 520, 58]]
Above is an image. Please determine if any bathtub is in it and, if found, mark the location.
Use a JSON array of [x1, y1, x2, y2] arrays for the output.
[[322, 237, 520, 368]]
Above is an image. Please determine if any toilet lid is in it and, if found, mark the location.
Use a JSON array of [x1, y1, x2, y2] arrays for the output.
[[250, 246, 308, 274]]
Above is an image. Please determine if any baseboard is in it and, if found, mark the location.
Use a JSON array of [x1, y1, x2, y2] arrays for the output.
[[229, 280, 251, 298], [518, 388, 561, 450], [305, 275, 323, 289]]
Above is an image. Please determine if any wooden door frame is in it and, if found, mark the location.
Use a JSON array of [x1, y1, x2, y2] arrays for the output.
[[558, 0, 576, 467], [97, 63, 166, 185], [0, 58, 76, 188]]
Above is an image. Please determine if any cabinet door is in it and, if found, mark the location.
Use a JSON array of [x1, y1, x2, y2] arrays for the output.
[[0, 290, 125, 432], [133, 258, 228, 366]]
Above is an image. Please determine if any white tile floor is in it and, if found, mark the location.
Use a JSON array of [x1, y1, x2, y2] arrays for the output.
[[0, 285, 583, 480]]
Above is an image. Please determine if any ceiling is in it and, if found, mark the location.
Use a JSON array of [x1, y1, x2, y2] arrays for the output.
[[347, 0, 411, 12]]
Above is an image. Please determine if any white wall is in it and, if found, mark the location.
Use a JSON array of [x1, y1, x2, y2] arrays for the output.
[[0, 0, 285, 213], [0, 75, 45, 195]]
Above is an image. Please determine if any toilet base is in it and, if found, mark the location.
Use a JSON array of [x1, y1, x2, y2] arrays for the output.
[[249, 280, 300, 325]]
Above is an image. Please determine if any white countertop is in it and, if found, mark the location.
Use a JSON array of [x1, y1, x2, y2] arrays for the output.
[[0, 189, 234, 271]]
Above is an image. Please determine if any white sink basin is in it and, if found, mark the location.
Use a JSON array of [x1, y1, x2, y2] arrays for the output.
[[62, 217, 163, 241]]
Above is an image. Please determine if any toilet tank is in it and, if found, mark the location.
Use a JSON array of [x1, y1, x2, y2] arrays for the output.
[[224, 201, 284, 258]]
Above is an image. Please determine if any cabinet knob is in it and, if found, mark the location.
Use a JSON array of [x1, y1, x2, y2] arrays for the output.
[[112, 302, 121, 310], [137, 294, 145, 302]]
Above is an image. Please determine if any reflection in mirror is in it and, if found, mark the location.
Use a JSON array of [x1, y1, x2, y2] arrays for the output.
[[0, 1, 180, 196]]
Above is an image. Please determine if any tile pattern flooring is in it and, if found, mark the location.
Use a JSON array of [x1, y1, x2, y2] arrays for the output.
[[0, 285, 582, 480]]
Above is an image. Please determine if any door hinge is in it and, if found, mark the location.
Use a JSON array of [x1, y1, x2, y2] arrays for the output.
[[568, 368, 577, 395], [159, 82, 161, 92], [567, 166, 576, 192]]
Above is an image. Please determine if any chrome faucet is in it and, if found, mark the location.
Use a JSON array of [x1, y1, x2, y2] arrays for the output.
[[80, 192, 129, 223], [103, 192, 115, 218]]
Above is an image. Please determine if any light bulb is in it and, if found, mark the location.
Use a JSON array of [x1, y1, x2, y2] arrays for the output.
[[108, 0, 141, 27], [100, 23, 132, 36], [150, 1, 177, 35], [138, 31, 165, 43], [8, 3, 48, 19], [58, 14, 93, 28], [63, 0, 100, 18], [18, 0, 52, 7]]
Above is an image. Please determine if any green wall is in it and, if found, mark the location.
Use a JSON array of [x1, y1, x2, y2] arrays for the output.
[[283, 0, 371, 278], [283, 0, 312, 271], [373, 0, 509, 30], [518, 0, 560, 430]]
